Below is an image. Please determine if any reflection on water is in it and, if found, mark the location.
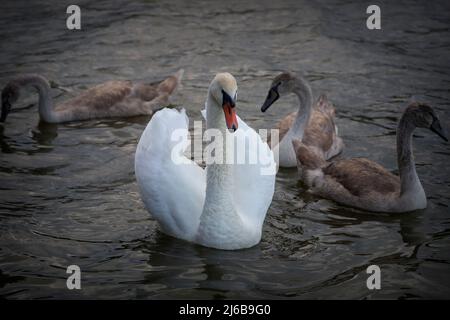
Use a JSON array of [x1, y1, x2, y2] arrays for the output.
[[0, 0, 449, 299]]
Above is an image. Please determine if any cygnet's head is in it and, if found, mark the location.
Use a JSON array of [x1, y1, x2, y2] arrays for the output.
[[404, 102, 448, 142], [1, 82, 20, 122], [261, 72, 299, 112]]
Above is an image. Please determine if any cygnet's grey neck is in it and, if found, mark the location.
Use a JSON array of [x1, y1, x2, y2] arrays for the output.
[[397, 113, 422, 195], [290, 77, 313, 138]]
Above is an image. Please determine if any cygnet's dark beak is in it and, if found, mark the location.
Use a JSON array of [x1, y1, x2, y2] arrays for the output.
[[0, 100, 11, 123], [430, 118, 448, 142], [261, 84, 280, 113]]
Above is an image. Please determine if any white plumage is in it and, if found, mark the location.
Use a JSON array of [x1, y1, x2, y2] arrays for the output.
[[135, 73, 275, 249]]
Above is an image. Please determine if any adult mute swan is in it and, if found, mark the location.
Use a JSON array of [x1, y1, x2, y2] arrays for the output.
[[135, 73, 276, 250], [261, 72, 343, 168], [293, 103, 448, 213], [0, 69, 183, 123]]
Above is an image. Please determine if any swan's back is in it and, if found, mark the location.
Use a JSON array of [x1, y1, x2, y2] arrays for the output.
[[303, 109, 336, 153], [323, 158, 400, 197], [55, 70, 184, 120], [57, 81, 133, 111]]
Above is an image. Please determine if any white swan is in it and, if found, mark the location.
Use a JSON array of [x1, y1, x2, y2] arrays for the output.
[[135, 73, 276, 250]]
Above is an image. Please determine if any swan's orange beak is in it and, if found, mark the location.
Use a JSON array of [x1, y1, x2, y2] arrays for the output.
[[222, 90, 238, 132], [223, 103, 238, 132]]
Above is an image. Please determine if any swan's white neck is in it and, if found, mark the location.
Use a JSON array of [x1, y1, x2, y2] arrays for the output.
[[290, 78, 313, 139], [205, 92, 234, 200], [197, 92, 246, 247], [15, 75, 59, 123], [397, 115, 424, 197]]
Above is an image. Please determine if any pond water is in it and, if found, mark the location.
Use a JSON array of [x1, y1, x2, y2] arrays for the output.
[[0, 0, 449, 299]]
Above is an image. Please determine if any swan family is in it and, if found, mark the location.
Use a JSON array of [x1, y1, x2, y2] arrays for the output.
[[2, 70, 447, 250]]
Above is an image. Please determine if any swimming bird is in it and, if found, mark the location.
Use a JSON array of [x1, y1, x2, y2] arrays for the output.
[[292, 103, 448, 213], [0, 69, 184, 123], [261, 72, 343, 167], [135, 73, 276, 250]]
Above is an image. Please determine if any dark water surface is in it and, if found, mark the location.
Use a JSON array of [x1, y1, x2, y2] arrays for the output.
[[0, 0, 449, 299]]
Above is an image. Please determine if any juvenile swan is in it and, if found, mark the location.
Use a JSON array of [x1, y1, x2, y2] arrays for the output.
[[0, 69, 184, 123], [135, 73, 276, 250], [293, 103, 448, 213], [261, 72, 343, 168]]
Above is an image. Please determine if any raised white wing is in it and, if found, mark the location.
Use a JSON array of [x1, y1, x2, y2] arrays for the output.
[[135, 108, 205, 242]]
